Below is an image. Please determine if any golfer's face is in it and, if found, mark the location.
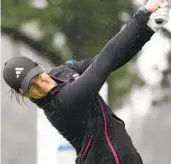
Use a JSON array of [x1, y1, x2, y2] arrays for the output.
[[27, 73, 57, 99]]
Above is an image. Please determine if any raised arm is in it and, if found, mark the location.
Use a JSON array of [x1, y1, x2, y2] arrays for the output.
[[66, 23, 153, 75], [56, 9, 154, 107], [56, 1, 169, 109], [66, 1, 169, 75], [66, 24, 153, 75]]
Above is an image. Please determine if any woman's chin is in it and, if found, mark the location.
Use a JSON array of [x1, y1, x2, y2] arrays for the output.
[[39, 89, 49, 96]]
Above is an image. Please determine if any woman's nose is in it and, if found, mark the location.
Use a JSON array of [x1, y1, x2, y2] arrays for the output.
[[32, 77, 41, 86]]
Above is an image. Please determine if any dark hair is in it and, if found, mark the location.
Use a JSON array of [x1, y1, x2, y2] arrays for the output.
[[10, 88, 25, 104]]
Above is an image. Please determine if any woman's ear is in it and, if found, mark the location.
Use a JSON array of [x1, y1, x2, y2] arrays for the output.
[[19, 88, 29, 98]]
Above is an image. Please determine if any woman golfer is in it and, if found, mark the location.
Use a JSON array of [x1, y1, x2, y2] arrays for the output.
[[3, 0, 169, 163]]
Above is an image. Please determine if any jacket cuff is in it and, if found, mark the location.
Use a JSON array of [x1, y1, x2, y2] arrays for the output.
[[134, 7, 152, 23]]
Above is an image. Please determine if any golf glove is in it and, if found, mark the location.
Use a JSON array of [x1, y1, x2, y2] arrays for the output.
[[147, 6, 170, 32]]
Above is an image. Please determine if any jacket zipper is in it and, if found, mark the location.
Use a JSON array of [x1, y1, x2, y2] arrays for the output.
[[97, 97, 120, 164]]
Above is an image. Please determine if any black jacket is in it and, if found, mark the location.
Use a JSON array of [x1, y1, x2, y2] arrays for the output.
[[31, 9, 154, 164]]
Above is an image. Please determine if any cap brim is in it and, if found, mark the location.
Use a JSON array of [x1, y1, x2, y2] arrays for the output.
[[21, 66, 44, 94]]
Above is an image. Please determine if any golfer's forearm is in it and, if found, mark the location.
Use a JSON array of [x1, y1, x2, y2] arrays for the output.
[[67, 10, 153, 74], [98, 9, 153, 75], [112, 25, 154, 70]]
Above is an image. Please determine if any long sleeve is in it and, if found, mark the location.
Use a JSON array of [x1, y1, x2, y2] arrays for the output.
[[56, 9, 154, 108], [66, 16, 154, 75]]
